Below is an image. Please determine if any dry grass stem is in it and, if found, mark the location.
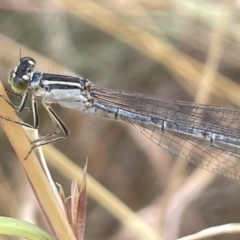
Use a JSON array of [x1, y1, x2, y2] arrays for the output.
[[0, 82, 76, 240]]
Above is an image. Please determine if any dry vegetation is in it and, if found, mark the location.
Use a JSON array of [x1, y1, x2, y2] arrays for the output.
[[0, 0, 240, 239]]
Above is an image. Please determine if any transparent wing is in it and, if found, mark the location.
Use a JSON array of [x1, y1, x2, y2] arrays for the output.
[[92, 86, 240, 180], [129, 118, 240, 180]]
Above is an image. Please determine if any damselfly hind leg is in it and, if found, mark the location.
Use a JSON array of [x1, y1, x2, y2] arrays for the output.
[[24, 102, 69, 160]]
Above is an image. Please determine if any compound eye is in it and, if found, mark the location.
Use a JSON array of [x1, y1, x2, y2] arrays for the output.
[[26, 60, 35, 70], [28, 60, 35, 68], [20, 57, 36, 69]]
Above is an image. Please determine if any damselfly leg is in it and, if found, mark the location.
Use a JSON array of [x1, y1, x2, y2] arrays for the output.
[[0, 90, 69, 160], [25, 101, 69, 159], [0, 91, 34, 129]]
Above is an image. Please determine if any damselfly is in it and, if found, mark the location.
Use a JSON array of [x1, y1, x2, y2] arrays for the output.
[[1, 57, 240, 180]]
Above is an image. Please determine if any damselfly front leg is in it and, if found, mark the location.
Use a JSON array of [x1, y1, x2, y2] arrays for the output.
[[2, 89, 32, 112], [0, 91, 34, 129], [0, 57, 36, 129], [2, 56, 71, 159]]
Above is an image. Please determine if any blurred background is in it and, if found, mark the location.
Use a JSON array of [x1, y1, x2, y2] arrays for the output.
[[0, 0, 240, 239]]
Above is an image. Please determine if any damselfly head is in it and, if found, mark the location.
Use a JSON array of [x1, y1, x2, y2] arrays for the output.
[[9, 57, 36, 94]]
